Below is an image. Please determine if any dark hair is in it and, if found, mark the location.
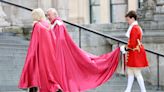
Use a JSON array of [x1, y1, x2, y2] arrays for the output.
[[125, 10, 137, 20]]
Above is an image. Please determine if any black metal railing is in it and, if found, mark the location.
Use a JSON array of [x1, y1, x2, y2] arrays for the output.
[[1, 0, 164, 90], [0, 0, 32, 11]]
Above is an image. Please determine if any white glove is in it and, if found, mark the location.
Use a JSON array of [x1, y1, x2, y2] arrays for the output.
[[120, 45, 127, 54]]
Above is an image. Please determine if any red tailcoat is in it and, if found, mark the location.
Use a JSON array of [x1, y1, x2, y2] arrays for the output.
[[127, 25, 149, 68]]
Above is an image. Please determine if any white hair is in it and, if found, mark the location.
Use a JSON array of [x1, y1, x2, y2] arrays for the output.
[[32, 8, 46, 21], [47, 8, 58, 17]]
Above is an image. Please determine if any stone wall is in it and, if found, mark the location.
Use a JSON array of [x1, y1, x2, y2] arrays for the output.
[[1, 0, 69, 27], [2, 0, 37, 26]]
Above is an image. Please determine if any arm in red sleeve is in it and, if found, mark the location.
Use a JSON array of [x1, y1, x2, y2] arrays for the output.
[[128, 26, 140, 49]]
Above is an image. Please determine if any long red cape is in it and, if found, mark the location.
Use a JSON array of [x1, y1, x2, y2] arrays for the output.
[[18, 18, 120, 92]]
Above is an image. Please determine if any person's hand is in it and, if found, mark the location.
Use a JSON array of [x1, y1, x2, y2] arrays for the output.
[[133, 45, 140, 52], [120, 45, 127, 54]]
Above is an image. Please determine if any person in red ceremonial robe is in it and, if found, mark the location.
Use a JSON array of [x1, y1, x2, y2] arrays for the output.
[[18, 8, 52, 92], [19, 7, 121, 92], [45, 8, 121, 92], [121, 11, 149, 92]]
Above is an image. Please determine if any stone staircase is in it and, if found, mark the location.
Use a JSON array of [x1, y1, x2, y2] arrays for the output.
[[0, 32, 164, 92], [83, 23, 164, 43], [0, 32, 28, 92], [88, 74, 164, 92]]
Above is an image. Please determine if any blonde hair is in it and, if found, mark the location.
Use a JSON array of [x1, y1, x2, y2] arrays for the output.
[[47, 8, 58, 17], [32, 8, 46, 21]]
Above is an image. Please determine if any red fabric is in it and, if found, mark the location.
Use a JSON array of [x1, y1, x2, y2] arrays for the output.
[[18, 18, 120, 92], [127, 25, 149, 67], [51, 18, 56, 24]]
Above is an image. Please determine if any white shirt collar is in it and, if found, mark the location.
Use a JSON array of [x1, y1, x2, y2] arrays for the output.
[[51, 20, 63, 29], [125, 21, 143, 38]]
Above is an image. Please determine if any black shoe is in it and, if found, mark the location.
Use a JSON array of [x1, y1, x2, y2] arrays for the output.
[[29, 87, 37, 92], [56, 89, 62, 92]]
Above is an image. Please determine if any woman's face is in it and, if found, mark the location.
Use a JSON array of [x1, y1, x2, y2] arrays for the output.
[[126, 17, 135, 25]]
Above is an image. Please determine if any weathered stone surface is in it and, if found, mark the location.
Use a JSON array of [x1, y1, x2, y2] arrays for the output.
[[3, 26, 23, 34], [157, 0, 164, 5], [0, 3, 10, 27], [154, 14, 164, 21], [155, 6, 164, 13], [111, 0, 126, 4], [143, 0, 156, 10], [112, 5, 127, 22]]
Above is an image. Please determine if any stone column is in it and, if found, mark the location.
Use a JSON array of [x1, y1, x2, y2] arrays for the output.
[[100, 0, 109, 23], [38, 0, 52, 11], [111, 0, 127, 22], [10, 6, 23, 26], [0, 3, 10, 27], [53, 0, 69, 20], [128, 0, 138, 11]]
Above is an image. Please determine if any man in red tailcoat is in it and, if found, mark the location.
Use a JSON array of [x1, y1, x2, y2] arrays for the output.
[[121, 10, 149, 92]]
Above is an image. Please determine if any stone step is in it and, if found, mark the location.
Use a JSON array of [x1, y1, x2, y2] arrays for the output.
[[1, 91, 26, 92], [0, 33, 28, 90], [0, 50, 27, 54], [0, 48, 27, 53], [0, 49, 27, 53], [0, 55, 26, 58], [0, 35, 28, 40], [0, 64, 24, 71], [0, 46, 27, 50], [0, 50, 27, 57], [0, 59, 25, 64], [0, 72, 22, 82], [0, 36, 28, 43], [88, 89, 163, 92], [102, 30, 164, 36], [0, 85, 26, 92], [87, 75, 164, 92], [0, 43, 28, 48], [0, 39, 29, 44], [0, 59, 25, 66], [0, 35, 28, 44], [0, 32, 16, 36], [0, 77, 163, 92], [0, 37, 27, 42], [154, 14, 164, 21], [102, 30, 164, 43], [0, 30, 163, 92]]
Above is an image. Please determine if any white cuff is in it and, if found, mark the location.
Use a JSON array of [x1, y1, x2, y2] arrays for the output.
[[120, 45, 127, 54]]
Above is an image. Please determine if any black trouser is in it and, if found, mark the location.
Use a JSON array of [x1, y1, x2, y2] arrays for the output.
[[29, 87, 37, 92], [29, 88, 62, 92], [57, 89, 62, 92]]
